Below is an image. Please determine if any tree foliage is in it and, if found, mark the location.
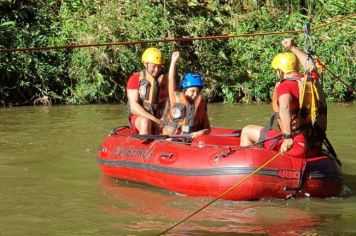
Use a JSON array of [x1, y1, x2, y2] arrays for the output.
[[0, 0, 355, 105]]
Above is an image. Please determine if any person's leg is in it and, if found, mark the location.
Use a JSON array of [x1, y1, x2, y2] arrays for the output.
[[240, 125, 264, 146], [135, 116, 152, 135], [129, 115, 139, 134]]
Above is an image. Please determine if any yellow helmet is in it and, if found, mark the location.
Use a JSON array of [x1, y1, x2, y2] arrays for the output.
[[141, 47, 164, 65], [271, 52, 299, 73]]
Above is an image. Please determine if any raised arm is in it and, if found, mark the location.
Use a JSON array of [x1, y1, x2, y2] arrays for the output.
[[168, 51, 180, 107], [281, 38, 315, 72]]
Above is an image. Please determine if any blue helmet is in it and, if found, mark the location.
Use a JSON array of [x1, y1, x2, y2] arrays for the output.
[[181, 72, 204, 89]]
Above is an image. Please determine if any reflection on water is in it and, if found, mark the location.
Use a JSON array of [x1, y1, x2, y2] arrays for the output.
[[99, 177, 319, 236], [0, 103, 355, 236]]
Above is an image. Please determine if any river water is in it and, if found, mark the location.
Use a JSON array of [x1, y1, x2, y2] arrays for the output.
[[0, 103, 355, 236]]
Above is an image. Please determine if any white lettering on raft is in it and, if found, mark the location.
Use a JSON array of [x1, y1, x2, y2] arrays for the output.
[[113, 146, 153, 160]]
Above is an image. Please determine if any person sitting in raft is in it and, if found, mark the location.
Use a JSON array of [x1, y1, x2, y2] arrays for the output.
[[240, 38, 327, 156], [162, 51, 211, 139], [126, 47, 168, 135]]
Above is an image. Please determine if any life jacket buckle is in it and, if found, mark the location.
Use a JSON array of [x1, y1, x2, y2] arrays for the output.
[[182, 125, 190, 133]]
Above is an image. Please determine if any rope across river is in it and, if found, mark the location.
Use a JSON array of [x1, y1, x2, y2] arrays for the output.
[[0, 13, 354, 53], [1, 13, 353, 92]]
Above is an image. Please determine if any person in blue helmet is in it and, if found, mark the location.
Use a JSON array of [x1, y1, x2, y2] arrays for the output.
[[162, 51, 211, 139]]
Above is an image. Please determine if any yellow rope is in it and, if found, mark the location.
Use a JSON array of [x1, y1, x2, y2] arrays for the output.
[[297, 75, 308, 128], [299, 75, 307, 109], [309, 81, 316, 124], [313, 83, 320, 101]]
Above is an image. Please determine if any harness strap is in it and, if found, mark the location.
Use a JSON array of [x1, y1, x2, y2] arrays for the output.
[[310, 123, 341, 165], [323, 136, 341, 165], [184, 103, 195, 134], [258, 113, 277, 146], [152, 74, 160, 104], [139, 70, 163, 115], [143, 101, 157, 114], [164, 120, 181, 130], [284, 159, 307, 199]]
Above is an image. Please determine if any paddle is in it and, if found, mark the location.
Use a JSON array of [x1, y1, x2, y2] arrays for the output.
[[132, 132, 240, 140]]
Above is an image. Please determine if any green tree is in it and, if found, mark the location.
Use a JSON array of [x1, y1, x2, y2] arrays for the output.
[[1, 0, 354, 105]]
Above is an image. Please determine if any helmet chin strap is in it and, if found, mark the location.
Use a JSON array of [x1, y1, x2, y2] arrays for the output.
[[277, 70, 284, 81]]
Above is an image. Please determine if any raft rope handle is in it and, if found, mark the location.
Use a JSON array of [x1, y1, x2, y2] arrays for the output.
[[163, 132, 283, 151], [231, 133, 284, 152], [157, 151, 283, 236], [109, 126, 131, 136], [0, 13, 355, 53]]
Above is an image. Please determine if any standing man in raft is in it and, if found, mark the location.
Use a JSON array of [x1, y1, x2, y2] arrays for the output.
[[240, 38, 327, 156]]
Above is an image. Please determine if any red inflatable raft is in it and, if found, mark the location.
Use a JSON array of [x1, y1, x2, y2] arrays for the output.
[[97, 127, 343, 200]]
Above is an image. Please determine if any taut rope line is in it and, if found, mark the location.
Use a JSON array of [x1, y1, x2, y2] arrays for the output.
[[0, 30, 304, 52], [0, 13, 355, 53]]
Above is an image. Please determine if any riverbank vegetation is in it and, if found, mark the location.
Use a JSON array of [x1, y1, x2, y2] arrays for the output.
[[0, 0, 355, 106]]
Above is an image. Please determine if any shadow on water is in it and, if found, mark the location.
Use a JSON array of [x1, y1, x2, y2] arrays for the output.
[[99, 177, 320, 236]]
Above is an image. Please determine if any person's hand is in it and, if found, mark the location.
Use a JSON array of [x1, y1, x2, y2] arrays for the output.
[[281, 38, 297, 50], [171, 51, 180, 63], [191, 131, 203, 139], [280, 138, 293, 154], [153, 118, 163, 126]]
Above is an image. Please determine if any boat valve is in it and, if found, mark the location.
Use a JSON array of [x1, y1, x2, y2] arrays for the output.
[[161, 153, 173, 159]]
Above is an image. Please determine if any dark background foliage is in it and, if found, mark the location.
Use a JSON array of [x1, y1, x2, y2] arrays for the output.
[[0, 0, 355, 106]]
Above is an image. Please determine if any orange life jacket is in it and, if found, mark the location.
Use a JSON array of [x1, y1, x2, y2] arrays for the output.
[[272, 76, 327, 133], [137, 70, 168, 118], [271, 74, 327, 156], [162, 92, 206, 135]]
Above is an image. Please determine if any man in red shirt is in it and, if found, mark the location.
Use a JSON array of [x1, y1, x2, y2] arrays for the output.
[[127, 47, 168, 135], [240, 38, 325, 156]]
